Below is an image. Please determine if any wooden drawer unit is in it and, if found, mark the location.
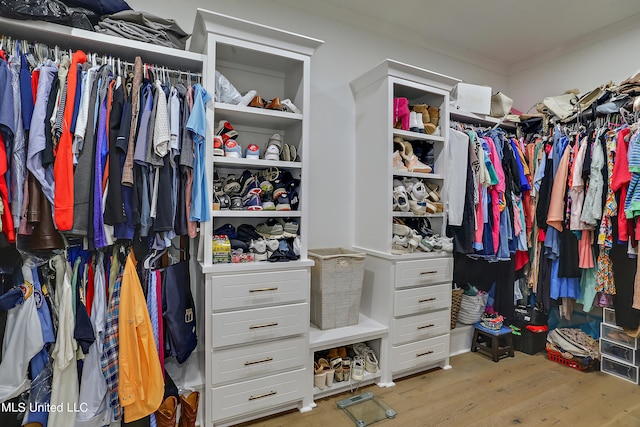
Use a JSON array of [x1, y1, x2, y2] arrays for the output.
[[393, 283, 451, 317], [212, 303, 307, 348], [390, 334, 449, 373], [394, 258, 453, 289], [210, 269, 308, 312], [391, 310, 450, 346], [211, 368, 306, 422], [601, 356, 640, 384], [211, 336, 307, 385]]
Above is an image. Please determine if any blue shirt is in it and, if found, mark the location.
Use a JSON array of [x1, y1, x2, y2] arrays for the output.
[[187, 84, 211, 222]]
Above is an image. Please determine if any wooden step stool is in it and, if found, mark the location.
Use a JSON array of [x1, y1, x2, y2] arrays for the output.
[[471, 322, 515, 362]]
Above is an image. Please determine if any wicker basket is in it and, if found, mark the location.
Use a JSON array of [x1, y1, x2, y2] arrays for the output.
[[450, 287, 464, 330], [309, 248, 366, 330]]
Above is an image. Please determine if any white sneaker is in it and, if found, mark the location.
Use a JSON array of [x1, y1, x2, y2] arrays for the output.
[[293, 236, 301, 256], [409, 199, 426, 215], [392, 223, 411, 236], [266, 239, 280, 257], [281, 98, 301, 114], [250, 239, 268, 261], [393, 151, 408, 171], [239, 90, 257, 106], [391, 235, 410, 254]]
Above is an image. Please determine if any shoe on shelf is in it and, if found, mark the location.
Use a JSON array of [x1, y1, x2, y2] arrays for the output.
[[425, 181, 440, 202], [264, 134, 282, 161], [318, 358, 334, 387], [218, 194, 230, 210], [273, 180, 288, 200], [223, 174, 241, 195], [314, 362, 327, 390], [393, 97, 410, 130], [293, 236, 301, 256], [245, 144, 260, 159], [426, 105, 440, 134], [391, 235, 411, 254], [262, 199, 276, 211], [249, 239, 268, 261], [365, 350, 379, 373], [239, 90, 257, 106], [275, 193, 291, 211], [224, 139, 243, 158], [412, 104, 431, 132], [230, 196, 243, 211], [278, 218, 299, 237], [410, 180, 427, 201], [419, 236, 434, 252], [409, 199, 427, 215], [243, 193, 262, 211], [256, 219, 285, 239], [392, 223, 411, 236], [393, 150, 408, 171], [331, 357, 343, 382], [408, 231, 422, 251], [281, 143, 291, 161], [289, 144, 298, 162], [249, 95, 266, 108], [266, 98, 283, 110], [425, 200, 438, 214], [341, 357, 351, 381], [409, 111, 421, 133], [400, 140, 432, 173], [289, 189, 299, 211], [281, 98, 301, 114], [393, 189, 410, 212], [215, 120, 237, 139], [440, 236, 454, 252], [213, 136, 225, 156], [265, 238, 280, 257], [351, 356, 365, 381]]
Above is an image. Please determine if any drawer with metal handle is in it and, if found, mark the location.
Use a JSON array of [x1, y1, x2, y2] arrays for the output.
[[393, 283, 451, 317], [212, 303, 307, 348], [390, 334, 449, 374], [391, 310, 450, 345], [394, 257, 453, 289]]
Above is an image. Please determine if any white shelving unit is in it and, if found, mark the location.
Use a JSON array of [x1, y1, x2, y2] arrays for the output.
[[190, 9, 324, 426], [350, 60, 458, 384]]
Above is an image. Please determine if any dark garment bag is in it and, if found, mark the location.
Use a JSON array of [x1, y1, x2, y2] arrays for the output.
[[162, 260, 197, 363]]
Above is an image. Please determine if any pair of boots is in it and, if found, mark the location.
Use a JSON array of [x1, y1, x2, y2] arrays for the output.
[[412, 104, 439, 134], [156, 391, 199, 427]]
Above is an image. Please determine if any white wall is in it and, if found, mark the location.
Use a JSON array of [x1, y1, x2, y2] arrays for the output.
[[508, 25, 640, 114], [128, 0, 508, 248]]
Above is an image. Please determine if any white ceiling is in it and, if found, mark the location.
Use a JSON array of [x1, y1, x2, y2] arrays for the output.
[[276, 0, 640, 75]]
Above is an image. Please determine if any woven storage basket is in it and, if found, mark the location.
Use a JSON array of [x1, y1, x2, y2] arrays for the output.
[[309, 248, 366, 330], [450, 287, 464, 329]]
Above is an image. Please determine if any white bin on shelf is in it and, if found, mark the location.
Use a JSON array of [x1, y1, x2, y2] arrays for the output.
[[309, 248, 366, 330]]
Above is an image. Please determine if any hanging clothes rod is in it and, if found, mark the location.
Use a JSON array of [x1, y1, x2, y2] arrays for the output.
[[0, 34, 202, 82]]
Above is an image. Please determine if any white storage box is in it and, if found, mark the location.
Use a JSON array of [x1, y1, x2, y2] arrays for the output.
[[451, 82, 492, 115], [309, 248, 366, 330]]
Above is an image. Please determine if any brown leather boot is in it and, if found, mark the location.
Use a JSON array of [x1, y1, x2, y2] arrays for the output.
[[265, 97, 283, 110], [411, 104, 431, 132], [29, 181, 64, 251], [426, 106, 440, 134], [156, 396, 178, 427], [178, 391, 200, 427]]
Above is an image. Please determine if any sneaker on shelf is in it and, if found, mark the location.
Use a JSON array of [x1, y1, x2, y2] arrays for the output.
[[392, 223, 411, 236], [213, 173, 224, 197], [223, 174, 241, 195], [262, 199, 276, 211], [289, 189, 299, 211], [393, 189, 410, 212], [230, 196, 243, 211], [240, 173, 262, 196], [419, 236, 434, 252], [256, 219, 285, 239], [281, 98, 301, 114], [408, 231, 422, 251], [245, 144, 260, 159], [243, 193, 262, 211], [249, 239, 268, 261], [275, 193, 291, 211], [409, 111, 420, 133], [440, 236, 454, 252], [392, 150, 408, 172], [218, 194, 231, 210], [278, 219, 299, 237], [273, 180, 288, 200], [293, 236, 301, 256], [264, 134, 282, 161], [213, 136, 225, 156], [409, 180, 427, 201], [365, 350, 379, 373], [224, 139, 243, 158], [260, 179, 274, 194], [265, 238, 280, 257], [409, 199, 426, 215], [351, 356, 365, 381], [215, 120, 238, 139], [391, 235, 410, 254], [239, 90, 257, 106]]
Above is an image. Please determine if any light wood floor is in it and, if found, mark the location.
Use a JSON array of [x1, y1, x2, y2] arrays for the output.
[[237, 351, 640, 427]]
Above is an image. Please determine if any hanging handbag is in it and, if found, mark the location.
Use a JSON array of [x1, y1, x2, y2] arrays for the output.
[[162, 260, 197, 364]]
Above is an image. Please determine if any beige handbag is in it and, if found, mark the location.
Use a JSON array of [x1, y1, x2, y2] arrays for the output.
[[542, 91, 579, 120], [490, 92, 513, 117]]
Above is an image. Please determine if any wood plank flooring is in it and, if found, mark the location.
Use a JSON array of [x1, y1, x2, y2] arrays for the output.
[[236, 351, 640, 427]]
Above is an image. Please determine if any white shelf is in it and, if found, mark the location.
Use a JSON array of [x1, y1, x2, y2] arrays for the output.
[[214, 156, 302, 170], [392, 212, 444, 218], [450, 109, 501, 126], [313, 370, 382, 399], [201, 258, 314, 274], [212, 210, 302, 218], [392, 171, 444, 180], [353, 246, 453, 261], [309, 314, 388, 351], [393, 129, 445, 142], [214, 102, 302, 129]]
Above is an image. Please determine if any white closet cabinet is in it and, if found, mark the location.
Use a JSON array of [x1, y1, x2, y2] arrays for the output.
[[190, 9, 323, 426], [350, 60, 458, 381]]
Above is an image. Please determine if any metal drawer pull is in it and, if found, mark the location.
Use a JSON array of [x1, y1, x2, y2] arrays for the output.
[[249, 287, 279, 293], [417, 324, 435, 330], [418, 297, 437, 303], [248, 391, 277, 401], [249, 322, 279, 329], [420, 271, 438, 275], [244, 357, 273, 366], [416, 350, 434, 357]]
